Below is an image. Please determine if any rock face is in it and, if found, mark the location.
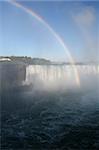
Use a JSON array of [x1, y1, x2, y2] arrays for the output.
[[0, 62, 26, 89]]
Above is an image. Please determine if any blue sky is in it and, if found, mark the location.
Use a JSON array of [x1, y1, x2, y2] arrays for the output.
[[0, 1, 98, 62]]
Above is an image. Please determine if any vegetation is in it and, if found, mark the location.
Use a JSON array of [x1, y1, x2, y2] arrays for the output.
[[0, 56, 51, 65]]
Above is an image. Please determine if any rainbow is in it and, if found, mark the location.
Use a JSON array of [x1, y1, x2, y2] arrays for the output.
[[7, 0, 80, 86]]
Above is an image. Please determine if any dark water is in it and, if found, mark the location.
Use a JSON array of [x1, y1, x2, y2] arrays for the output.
[[1, 85, 99, 150], [1, 63, 99, 149]]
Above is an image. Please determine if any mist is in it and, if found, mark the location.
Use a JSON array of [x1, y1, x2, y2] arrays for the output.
[[24, 64, 99, 92], [72, 5, 98, 62], [1, 63, 99, 149]]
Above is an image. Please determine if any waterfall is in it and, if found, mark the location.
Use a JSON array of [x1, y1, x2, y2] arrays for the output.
[[25, 65, 99, 88], [25, 65, 74, 83]]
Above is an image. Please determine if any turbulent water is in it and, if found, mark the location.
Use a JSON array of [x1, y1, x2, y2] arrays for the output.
[[25, 65, 99, 89], [1, 65, 99, 149]]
